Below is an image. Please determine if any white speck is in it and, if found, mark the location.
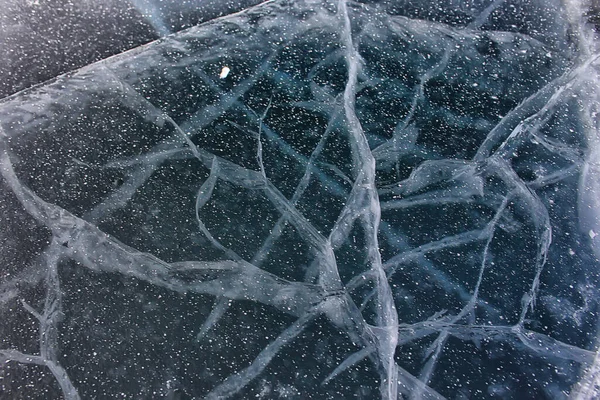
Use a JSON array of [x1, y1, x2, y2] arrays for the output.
[[219, 66, 230, 79], [568, 248, 575, 256], [589, 230, 597, 239]]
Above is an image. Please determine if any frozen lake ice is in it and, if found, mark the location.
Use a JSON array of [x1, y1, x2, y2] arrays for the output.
[[1, 0, 600, 398]]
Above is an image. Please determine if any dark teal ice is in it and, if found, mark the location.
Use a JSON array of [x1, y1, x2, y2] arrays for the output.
[[1, 0, 600, 398]]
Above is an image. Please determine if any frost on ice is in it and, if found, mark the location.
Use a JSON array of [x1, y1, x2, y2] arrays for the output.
[[1, 0, 600, 399]]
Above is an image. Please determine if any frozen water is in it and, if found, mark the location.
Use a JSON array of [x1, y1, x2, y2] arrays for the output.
[[1, 0, 600, 398]]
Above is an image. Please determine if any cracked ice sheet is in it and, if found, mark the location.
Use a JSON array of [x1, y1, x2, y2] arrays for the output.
[[1, 0, 600, 399]]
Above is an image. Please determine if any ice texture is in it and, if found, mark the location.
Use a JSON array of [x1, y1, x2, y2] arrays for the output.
[[1, 0, 600, 398]]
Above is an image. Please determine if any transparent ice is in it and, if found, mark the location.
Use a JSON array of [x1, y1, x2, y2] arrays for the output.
[[1, 0, 600, 398]]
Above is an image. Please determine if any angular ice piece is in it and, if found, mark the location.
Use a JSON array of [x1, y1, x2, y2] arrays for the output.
[[219, 66, 231, 79]]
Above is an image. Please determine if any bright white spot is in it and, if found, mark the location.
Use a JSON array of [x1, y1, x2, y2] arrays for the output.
[[589, 230, 597, 239], [568, 248, 575, 256], [219, 66, 231, 79]]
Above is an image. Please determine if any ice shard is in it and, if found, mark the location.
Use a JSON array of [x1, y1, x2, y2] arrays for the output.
[[1, 0, 600, 398]]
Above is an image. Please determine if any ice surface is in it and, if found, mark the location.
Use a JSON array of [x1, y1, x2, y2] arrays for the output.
[[1, 0, 600, 398]]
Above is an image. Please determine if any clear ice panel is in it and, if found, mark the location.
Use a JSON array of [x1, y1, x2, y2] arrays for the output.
[[1, 0, 600, 399]]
